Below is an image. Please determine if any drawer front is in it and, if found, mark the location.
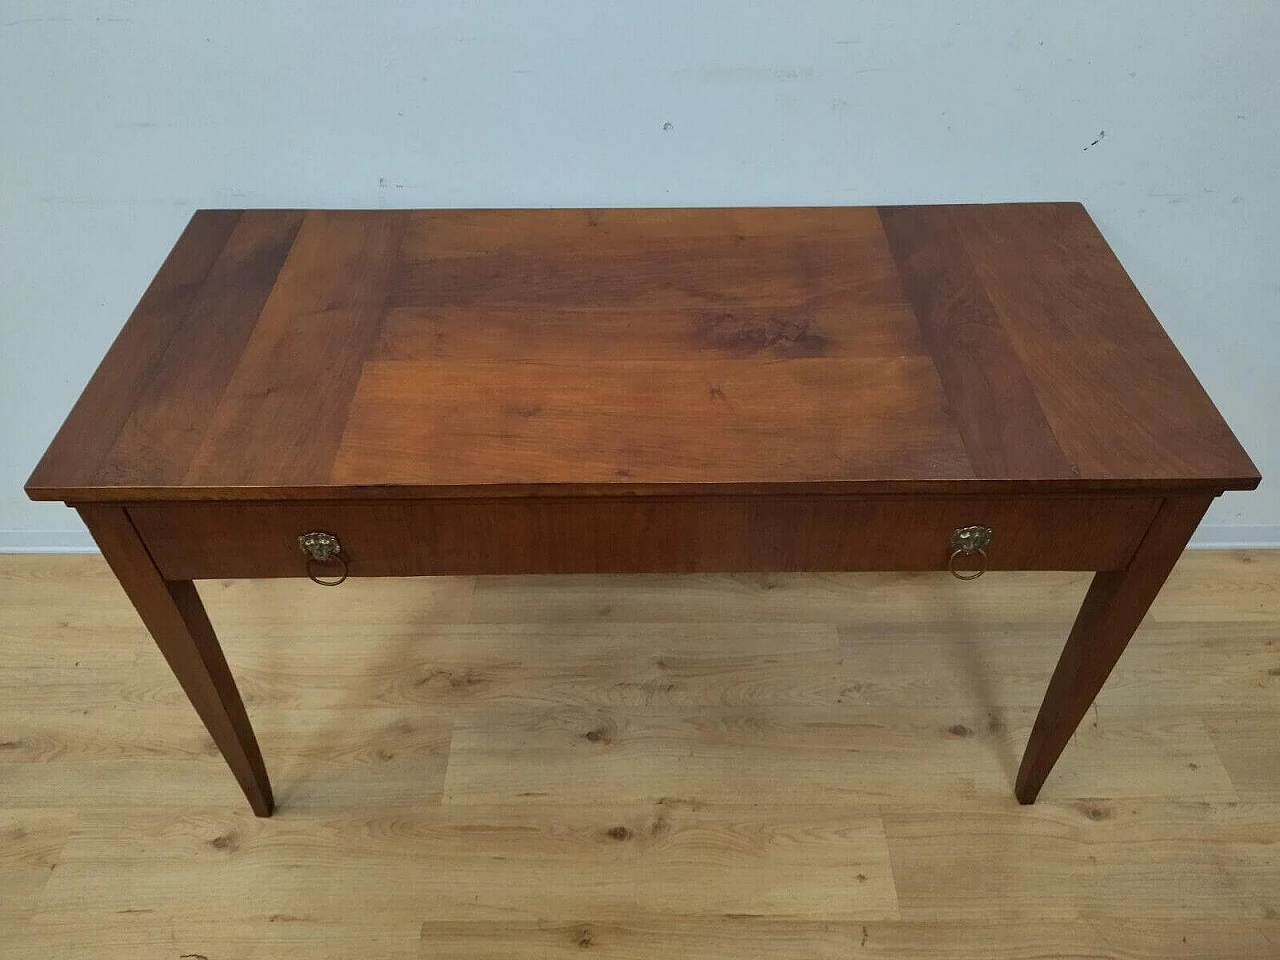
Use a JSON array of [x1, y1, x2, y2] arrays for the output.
[[128, 495, 1160, 581]]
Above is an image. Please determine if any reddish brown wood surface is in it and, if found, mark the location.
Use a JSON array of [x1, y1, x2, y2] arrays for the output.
[[30, 210, 243, 493], [878, 206, 1075, 478], [75, 505, 273, 816], [126, 495, 1160, 581], [1014, 494, 1214, 803], [27, 205, 1258, 502], [24, 205, 1262, 813]]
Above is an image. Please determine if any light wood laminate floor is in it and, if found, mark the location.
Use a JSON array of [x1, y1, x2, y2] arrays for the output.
[[2, 552, 1278, 958]]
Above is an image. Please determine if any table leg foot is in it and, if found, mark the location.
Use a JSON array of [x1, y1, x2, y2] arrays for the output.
[[1014, 495, 1213, 805], [78, 505, 274, 816]]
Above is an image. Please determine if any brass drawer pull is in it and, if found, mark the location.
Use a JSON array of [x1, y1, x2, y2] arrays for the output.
[[298, 531, 348, 586], [949, 525, 992, 580]]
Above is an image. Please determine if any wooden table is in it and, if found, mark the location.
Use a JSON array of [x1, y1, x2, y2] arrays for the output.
[[27, 205, 1258, 816]]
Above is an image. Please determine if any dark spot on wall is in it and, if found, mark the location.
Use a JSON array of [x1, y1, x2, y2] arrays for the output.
[[584, 726, 613, 744], [948, 723, 972, 737], [607, 825, 631, 841], [575, 925, 595, 947], [1083, 805, 1110, 821]]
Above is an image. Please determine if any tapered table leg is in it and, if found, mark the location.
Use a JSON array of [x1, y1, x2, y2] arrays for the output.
[[1015, 495, 1213, 804], [78, 505, 274, 816]]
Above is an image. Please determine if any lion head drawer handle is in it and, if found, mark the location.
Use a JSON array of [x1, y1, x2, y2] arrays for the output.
[[298, 531, 348, 586], [949, 525, 993, 581]]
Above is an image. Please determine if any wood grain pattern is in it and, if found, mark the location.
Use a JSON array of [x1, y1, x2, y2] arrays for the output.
[[35, 804, 897, 924], [184, 210, 409, 486], [438, 705, 1236, 807], [415, 919, 1280, 960], [96, 211, 306, 485], [950, 203, 1257, 486], [75, 506, 273, 815], [25, 209, 240, 493], [390, 206, 907, 308], [334, 357, 970, 486], [3, 552, 1279, 958], [879, 205, 1074, 478], [10, 607, 1272, 716], [0, 809, 75, 928], [1015, 495, 1213, 803], [26, 205, 1258, 501], [883, 801, 1280, 919], [373, 297, 926, 362], [1204, 710, 1280, 801], [126, 495, 1159, 580]]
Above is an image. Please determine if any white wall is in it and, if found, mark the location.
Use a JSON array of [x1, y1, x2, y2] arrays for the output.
[[2, 1, 1277, 550]]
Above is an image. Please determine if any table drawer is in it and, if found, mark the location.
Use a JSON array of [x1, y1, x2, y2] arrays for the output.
[[126, 495, 1161, 581]]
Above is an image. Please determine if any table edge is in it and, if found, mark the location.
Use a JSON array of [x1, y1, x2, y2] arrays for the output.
[[27, 476, 1257, 505]]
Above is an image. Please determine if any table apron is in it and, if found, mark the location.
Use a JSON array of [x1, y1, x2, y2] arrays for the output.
[[121, 495, 1163, 580]]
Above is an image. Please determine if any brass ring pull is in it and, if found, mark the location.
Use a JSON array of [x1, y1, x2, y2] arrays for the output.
[[299, 531, 347, 586], [948, 525, 993, 581], [305, 555, 349, 587], [948, 547, 987, 580]]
